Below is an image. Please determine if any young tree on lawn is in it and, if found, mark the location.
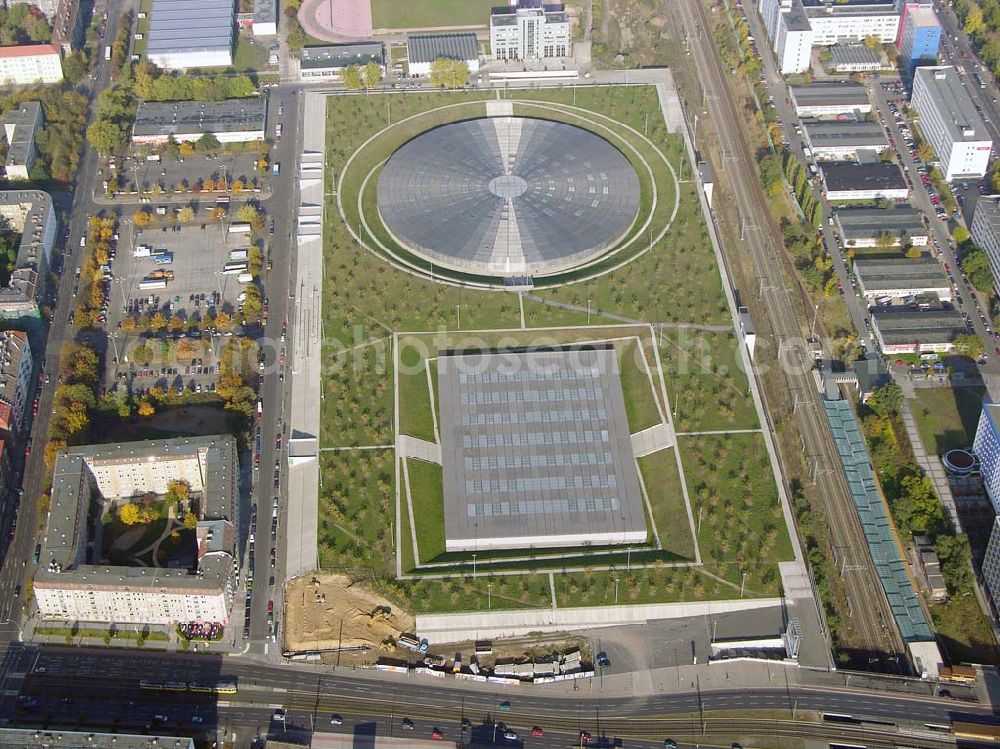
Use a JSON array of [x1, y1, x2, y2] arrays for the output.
[[430, 58, 469, 88], [340, 65, 363, 90], [363, 60, 383, 89], [176, 206, 195, 223], [118, 503, 141, 525]]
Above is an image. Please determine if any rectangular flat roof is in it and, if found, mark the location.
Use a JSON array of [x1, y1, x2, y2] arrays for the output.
[[0, 730, 194, 749], [907, 5, 939, 27], [300, 42, 383, 69], [830, 44, 882, 67], [4, 101, 41, 168], [407, 32, 478, 65], [854, 256, 949, 290], [835, 205, 926, 239], [803, 0, 897, 17], [437, 346, 647, 550], [784, 0, 811, 31], [821, 161, 906, 191], [914, 66, 989, 143], [147, 0, 235, 55], [790, 81, 869, 107], [873, 309, 965, 343], [803, 120, 887, 148], [133, 98, 265, 138]]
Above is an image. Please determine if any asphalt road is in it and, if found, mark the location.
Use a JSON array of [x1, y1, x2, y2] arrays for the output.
[[4, 644, 984, 748]]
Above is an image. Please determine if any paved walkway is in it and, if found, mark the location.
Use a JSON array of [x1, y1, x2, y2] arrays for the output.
[[398, 435, 441, 465], [631, 422, 674, 457], [900, 399, 959, 529]]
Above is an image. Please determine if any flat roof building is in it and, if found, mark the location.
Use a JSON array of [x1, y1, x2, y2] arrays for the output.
[[802, 119, 888, 159], [789, 82, 871, 116], [407, 32, 480, 77], [252, 0, 277, 36], [0, 329, 31, 438], [0, 190, 56, 321], [146, 0, 235, 70], [853, 256, 951, 302], [912, 66, 992, 181], [299, 42, 384, 81], [829, 43, 882, 72], [972, 194, 1000, 292], [899, 5, 940, 66], [132, 98, 266, 145], [803, 0, 900, 45], [871, 308, 965, 354], [820, 161, 908, 200], [437, 346, 647, 551], [491, 0, 571, 62], [0, 730, 194, 749], [834, 204, 928, 247], [0, 43, 62, 85], [33, 435, 239, 626], [3, 101, 42, 181], [759, 0, 813, 74]]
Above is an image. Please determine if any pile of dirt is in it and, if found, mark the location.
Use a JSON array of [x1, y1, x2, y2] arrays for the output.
[[284, 573, 414, 652]]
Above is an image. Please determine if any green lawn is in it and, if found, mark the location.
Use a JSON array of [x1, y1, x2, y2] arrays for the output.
[[678, 432, 792, 594], [638, 448, 696, 560], [909, 386, 986, 456], [232, 33, 269, 71], [321, 337, 393, 448], [371, 0, 495, 29], [619, 338, 664, 433], [397, 341, 436, 442], [931, 596, 1000, 665], [406, 458, 445, 563], [660, 329, 758, 432]]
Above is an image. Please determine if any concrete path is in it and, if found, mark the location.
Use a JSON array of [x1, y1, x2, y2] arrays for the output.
[[630, 422, 675, 457], [398, 435, 441, 465]]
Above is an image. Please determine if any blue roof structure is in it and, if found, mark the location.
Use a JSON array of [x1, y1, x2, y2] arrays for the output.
[[823, 399, 934, 642]]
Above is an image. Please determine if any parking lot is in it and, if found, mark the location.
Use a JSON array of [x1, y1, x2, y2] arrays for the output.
[[104, 214, 260, 391], [105, 152, 264, 196]]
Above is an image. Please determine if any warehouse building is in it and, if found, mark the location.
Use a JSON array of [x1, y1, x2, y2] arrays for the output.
[[491, 0, 571, 62], [3, 101, 42, 181], [912, 66, 992, 181], [871, 308, 965, 354], [789, 82, 871, 117], [407, 32, 480, 77], [299, 42, 384, 82], [802, 120, 888, 159], [898, 5, 941, 67], [132, 98, 266, 145], [853, 256, 951, 303], [972, 195, 1000, 292], [829, 44, 882, 72], [33, 436, 239, 626], [145, 0, 235, 69], [820, 162, 908, 201], [834, 205, 928, 248], [0, 43, 62, 85], [437, 346, 647, 552], [0, 190, 56, 320], [758, 0, 813, 74]]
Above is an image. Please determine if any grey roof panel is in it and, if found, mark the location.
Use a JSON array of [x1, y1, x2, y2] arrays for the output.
[[147, 0, 235, 55], [407, 32, 478, 64]]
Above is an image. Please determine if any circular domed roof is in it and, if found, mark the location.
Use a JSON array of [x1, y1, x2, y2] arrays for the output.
[[375, 117, 641, 278]]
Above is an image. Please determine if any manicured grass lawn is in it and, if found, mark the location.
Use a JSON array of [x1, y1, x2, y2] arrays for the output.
[[553, 566, 734, 606], [232, 33, 268, 71], [931, 595, 1000, 665], [371, 0, 495, 29], [910, 385, 986, 456], [660, 329, 758, 432], [521, 297, 620, 328], [678, 433, 792, 594], [638, 448, 696, 560], [619, 338, 664, 433], [406, 458, 445, 562], [397, 341, 436, 442]]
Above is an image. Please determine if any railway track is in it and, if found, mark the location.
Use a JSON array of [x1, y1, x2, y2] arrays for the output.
[[670, 0, 906, 662]]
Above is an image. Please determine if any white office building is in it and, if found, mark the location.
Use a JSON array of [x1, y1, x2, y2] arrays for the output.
[[804, 0, 900, 45], [971, 195, 1000, 292], [491, 0, 572, 61], [912, 66, 992, 181], [0, 43, 62, 85], [759, 0, 813, 74]]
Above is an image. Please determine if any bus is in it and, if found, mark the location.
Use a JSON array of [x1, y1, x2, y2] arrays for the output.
[[104, 45, 111, 61], [223, 261, 248, 274]]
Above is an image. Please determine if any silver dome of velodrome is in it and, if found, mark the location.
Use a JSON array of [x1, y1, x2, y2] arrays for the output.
[[376, 117, 641, 278]]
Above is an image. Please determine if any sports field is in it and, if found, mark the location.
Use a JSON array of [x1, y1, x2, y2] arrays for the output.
[[371, 0, 495, 29]]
